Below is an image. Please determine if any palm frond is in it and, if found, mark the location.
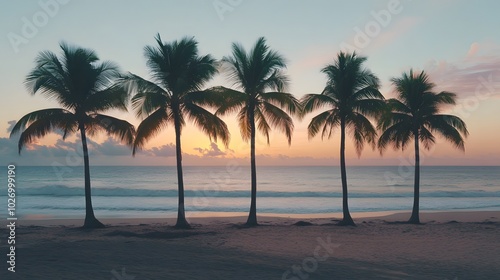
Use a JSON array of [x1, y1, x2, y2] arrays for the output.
[[261, 69, 289, 92], [222, 42, 249, 91], [352, 98, 386, 119], [216, 92, 248, 116], [306, 109, 339, 140], [185, 86, 245, 111], [237, 106, 251, 142], [300, 93, 337, 117], [11, 109, 77, 153], [377, 121, 413, 152], [352, 85, 384, 101], [125, 74, 169, 118], [254, 107, 271, 144], [386, 98, 412, 114], [10, 108, 75, 136], [183, 103, 230, 147], [378, 111, 412, 131], [83, 84, 129, 112], [425, 114, 468, 150], [433, 91, 457, 105], [418, 126, 436, 150], [91, 114, 136, 146], [183, 54, 218, 93], [347, 113, 378, 155], [261, 101, 294, 145], [25, 50, 75, 109], [133, 108, 171, 155], [259, 91, 301, 116]]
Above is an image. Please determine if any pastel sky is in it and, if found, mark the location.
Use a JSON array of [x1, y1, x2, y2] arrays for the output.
[[1, 0, 499, 166]]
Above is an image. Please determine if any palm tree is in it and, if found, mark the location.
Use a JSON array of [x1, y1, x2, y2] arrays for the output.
[[215, 37, 300, 226], [123, 34, 229, 229], [300, 52, 385, 226], [10, 43, 135, 228], [378, 69, 468, 224]]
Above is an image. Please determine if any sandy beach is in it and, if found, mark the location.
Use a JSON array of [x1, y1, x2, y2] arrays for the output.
[[0, 211, 499, 279]]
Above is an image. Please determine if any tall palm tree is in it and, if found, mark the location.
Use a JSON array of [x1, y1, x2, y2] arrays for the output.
[[10, 43, 135, 228], [300, 52, 385, 226], [123, 34, 229, 229], [215, 37, 300, 226], [378, 69, 468, 224]]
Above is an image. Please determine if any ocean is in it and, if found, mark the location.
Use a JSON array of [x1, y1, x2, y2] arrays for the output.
[[1, 165, 499, 219]]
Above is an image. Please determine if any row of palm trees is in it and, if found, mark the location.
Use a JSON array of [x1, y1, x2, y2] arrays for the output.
[[10, 35, 468, 228]]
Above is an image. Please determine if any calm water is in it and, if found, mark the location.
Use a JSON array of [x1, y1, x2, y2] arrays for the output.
[[1, 166, 499, 219]]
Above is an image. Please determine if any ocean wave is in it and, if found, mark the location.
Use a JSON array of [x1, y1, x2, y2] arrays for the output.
[[26, 205, 177, 212], [15, 204, 500, 213], [6, 185, 500, 198]]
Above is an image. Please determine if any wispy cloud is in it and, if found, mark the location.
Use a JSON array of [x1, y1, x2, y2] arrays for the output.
[[423, 43, 500, 99], [194, 142, 233, 157]]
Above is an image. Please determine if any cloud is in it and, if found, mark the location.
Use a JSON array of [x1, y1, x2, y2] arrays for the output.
[[1, 121, 135, 165], [194, 142, 231, 157], [147, 144, 176, 157], [0, 137, 19, 156], [7, 120, 16, 133], [467, 42, 479, 58], [423, 49, 500, 99], [94, 138, 132, 156]]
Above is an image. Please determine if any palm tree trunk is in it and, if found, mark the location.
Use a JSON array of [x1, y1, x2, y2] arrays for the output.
[[409, 131, 421, 224], [246, 107, 258, 226], [80, 124, 104, 228], [339, 118, 355, 226], [174, 116, 190, 229]]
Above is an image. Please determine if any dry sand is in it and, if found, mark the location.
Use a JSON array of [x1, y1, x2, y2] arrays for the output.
[[1, 211, 499, 279]]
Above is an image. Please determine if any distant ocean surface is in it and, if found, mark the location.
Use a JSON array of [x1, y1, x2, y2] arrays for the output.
[[1, 166, 499, 219]]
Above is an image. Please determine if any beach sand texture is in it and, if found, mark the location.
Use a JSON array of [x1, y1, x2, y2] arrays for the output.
[[1, 211, 499, 279]]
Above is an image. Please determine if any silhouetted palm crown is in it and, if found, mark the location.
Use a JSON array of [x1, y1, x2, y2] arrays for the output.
[[11, 43, 134, 151], [378, 70, 468, 152], [301, 52, 385, 154], [217, 37, 300, 144], [126, 35, 229, 152]]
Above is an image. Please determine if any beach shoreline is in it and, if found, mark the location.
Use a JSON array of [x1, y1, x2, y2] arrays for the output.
[[1, 210, 499, 279], [12, 210, 500, 227]]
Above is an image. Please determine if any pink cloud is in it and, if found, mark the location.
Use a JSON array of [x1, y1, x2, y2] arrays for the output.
[[423, 48, 500, 99]]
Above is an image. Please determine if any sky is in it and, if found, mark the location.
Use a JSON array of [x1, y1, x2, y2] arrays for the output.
[[0, 0, 499, 166]]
